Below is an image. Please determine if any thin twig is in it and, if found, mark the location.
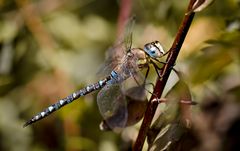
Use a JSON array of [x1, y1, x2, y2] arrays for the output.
[[116, 0, 132, 41], [133, 0, 197, 150]]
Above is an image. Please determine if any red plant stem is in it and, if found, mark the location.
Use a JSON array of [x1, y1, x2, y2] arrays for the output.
[[133, 0, 197, 150], [116, 0, 132, 40]]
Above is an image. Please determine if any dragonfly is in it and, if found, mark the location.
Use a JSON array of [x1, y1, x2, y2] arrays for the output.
[[23, 21, 165, 129]]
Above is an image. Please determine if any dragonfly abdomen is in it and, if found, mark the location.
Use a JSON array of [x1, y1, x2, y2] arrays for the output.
[[23, 76, 112, 127]]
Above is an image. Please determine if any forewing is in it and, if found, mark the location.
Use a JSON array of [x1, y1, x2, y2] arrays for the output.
[[98, 17, 135, 76], [97, 43, 126, 76], [123, 16, 135, 52]]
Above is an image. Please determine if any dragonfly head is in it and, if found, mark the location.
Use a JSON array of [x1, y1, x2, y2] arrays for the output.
[[144, 41, 164, 58]]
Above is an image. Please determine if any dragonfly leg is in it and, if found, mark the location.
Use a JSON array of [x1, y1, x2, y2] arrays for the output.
[[142, 65, 166, 97], [143, 65, 161, 91], [143, 65, 150, 84], [142, 82, 158, 98], [151, 61, 163, 80], [152, 58, 167, 65], [130, 72, 142, 87], [153, 57, 164, 64], [153, 58, 177, 68], [162, 49, 171, 57], [144, 82, 155, 91], [152, 59, 178, 80], [129, 71, 156, 97]]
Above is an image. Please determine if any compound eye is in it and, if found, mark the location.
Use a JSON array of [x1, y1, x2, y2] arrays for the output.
[[150, 50, 156, 54]]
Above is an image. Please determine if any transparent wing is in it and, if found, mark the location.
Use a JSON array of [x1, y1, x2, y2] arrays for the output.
[[124, 84, 148, 126], [97, 43, 125, 76], [98, 17, 136, 76], [124, 83, 147, 102], [97, 77, 148, 130], [123, 16, 135, 52], [97, 84, 128, 129]]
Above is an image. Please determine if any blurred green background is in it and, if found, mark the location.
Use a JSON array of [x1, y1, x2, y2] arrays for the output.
[[0, 0, 240, 151]]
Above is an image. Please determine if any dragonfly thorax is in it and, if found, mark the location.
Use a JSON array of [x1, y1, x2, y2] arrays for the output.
[[130, 48, 148, 68], [144, 41, 164, 58]]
